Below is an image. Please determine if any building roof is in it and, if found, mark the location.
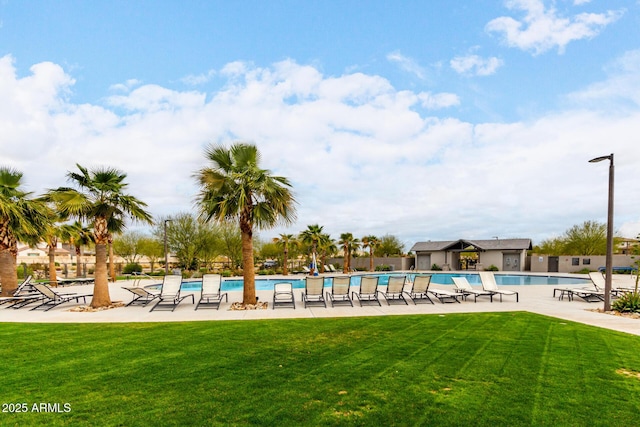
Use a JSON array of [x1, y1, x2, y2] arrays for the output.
[[410, 238, 532, 252]]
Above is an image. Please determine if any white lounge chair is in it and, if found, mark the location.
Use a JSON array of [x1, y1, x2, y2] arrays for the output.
[[122, 286, 160, 306], [150, 275, 194, 312], [195, 274, 228, 310], [479, 272, 518, 302], [452, 277, 494, 302], [352, 276, 381, 306], [0, 276, 42, 308], [301, 277, 326, 308], [273, 282, 296, 309], [428, 285, 462, 304], [380, 275, 409, 305], [29, 283, 92, 311], [406, 275, 434, 304], [326, 276, 353, 307]]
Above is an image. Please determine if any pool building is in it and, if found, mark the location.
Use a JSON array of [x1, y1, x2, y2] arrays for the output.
[[411, 238, 532, 272]]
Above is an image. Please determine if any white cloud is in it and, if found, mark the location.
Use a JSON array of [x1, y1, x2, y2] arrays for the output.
[[486, 0, 624, 54], [1, 55, 640, 245], [109, 79, 142, 92], [566, 49, 640, 108], [386, 51, 427, 80], [181, 70, 216, 85], [450, 54, 504, 76]]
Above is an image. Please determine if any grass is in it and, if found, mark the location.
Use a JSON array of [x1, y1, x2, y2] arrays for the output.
[[1, 312, 640, 426]]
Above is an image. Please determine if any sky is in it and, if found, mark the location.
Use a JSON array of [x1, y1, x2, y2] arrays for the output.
[[1, 0, 640, 251]]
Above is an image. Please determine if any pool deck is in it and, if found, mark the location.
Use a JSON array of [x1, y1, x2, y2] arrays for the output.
[[2, 276, 638, 336]]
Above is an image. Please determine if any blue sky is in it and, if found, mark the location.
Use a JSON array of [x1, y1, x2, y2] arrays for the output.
[[1, 0, 639, 249]]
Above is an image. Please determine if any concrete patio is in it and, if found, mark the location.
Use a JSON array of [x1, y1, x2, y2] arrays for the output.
[[1, 278, 638, 336]]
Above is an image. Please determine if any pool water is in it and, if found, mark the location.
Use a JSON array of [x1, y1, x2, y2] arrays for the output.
[[147, 273, 590, 292]]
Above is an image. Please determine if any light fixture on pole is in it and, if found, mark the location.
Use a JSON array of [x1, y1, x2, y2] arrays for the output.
[[164, 219, 172, 275], [588, 153, 614, 312]]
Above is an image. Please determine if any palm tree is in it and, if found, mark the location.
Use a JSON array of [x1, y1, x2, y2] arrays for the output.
[[59, 221, 95, 278], [338, 232, 361, 273], [107, 215, 125, 282], [195, 143, 296, 305], [362, 235, 381, 272], [317, 233, 336, 273], [273, 234, 298, 275], [42, 217, 64, 287], [0, 167, 50, 296], [45, 164, 152, 307], [299, 224, 324, 275]]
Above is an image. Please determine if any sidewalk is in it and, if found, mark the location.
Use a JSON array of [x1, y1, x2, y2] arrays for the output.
[[1, 280, 638, 336]]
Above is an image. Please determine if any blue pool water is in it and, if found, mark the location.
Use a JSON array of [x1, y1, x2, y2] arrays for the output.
[[147, 273, 591, 292]]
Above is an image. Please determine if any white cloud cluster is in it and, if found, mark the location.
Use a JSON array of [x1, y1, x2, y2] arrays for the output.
[[1, 54, 639, 246], [386, 51, 428, 80], [486, 0, 624, 54], [450, 54, 504, 76]]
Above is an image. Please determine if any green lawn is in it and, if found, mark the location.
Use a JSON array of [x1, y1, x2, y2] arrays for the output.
[[1, 312, 639, 426]]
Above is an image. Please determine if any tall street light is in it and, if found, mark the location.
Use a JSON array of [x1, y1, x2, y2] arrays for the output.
[[589, 153, 614, 311], [164, 219, 172, 275]]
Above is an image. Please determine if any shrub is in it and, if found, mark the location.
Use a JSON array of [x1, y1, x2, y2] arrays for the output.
[[123, 263, 143, 274], [375, 265, 392, 271], [612, 292, 640, 313], [431, 264, 442, 271], [221, 270, 233, 277], [485, 265, 499, 271]]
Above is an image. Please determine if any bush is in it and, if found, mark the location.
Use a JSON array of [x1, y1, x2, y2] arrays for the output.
[[431, 264, 442, 271], [485, 265, 499, 271], [221, 270, 233, 277], [375, 265, 392, 271], [123, 263, 143, 274], [612, 292, 640, 313]]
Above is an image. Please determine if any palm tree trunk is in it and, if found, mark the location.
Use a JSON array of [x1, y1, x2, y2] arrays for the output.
[[369, 250, 374, 272], [241, 229, 257, 305], [48, 244, 58, 287], [343, 248, 349, 273], [0, 249, 17, 297], [108, 238, 116, 282], [283, 247, 289, 276], [75, 247, 82, 278], [91, 243, 112, 307]]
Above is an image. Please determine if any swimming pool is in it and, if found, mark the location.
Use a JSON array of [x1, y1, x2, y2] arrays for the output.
[[146, 273, 591, 292]]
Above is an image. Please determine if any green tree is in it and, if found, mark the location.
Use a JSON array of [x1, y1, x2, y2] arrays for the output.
[[138, 236, 164, 273], [273, 234, 298, 275], [338, 232, 360, 273], [375, 234, 405, 257], [59, 221, 94, 277], [563, 220, 608, 255], [196, 143, 296, 305], [533, 237, 567, 256], [198, 225, 222, 272], [42, 213, 67, 286], [0, 167, 50, 296], [158, 213, 204, 272], [362, 235, 381, 272], [317, 233, 336, 273], [218, 222, 243, 270], [113, 231, 145, 264], [46, 164, 152, 308]]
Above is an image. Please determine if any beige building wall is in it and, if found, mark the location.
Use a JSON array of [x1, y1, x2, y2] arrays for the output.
[[530, 253, 637, 273]]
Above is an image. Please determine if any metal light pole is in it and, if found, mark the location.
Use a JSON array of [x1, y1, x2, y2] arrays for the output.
[[589, 153, 614, 311], [164, 219, 172, 275]]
